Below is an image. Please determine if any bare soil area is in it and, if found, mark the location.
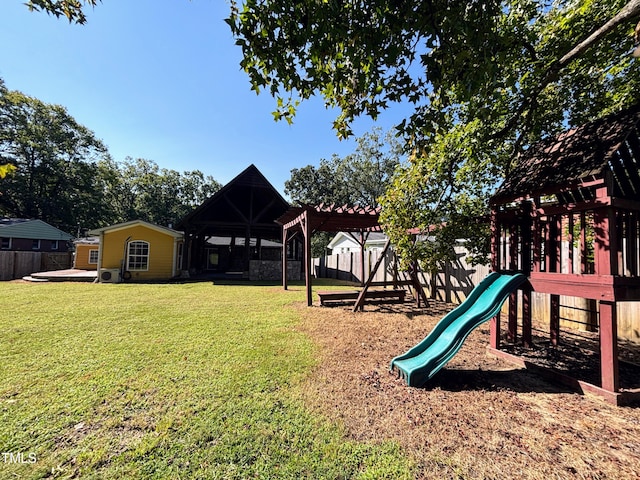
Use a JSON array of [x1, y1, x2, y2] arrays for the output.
[[296, 300, 640, 479]]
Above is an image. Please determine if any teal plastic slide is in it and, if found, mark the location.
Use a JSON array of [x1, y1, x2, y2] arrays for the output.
[[390, 272, 527, 387]]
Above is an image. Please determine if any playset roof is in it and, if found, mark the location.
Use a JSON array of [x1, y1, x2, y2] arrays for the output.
[[492, 102, 640, 204]]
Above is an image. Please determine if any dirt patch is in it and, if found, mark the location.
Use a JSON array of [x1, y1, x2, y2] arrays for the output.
[[296, 300, 640, 479]]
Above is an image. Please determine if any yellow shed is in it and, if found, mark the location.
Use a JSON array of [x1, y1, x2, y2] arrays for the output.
[[88, 220, 184, 282], [73, 237, 100, 270]]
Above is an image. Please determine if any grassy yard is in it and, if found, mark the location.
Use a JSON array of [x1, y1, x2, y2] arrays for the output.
[[0, 281, 412, 479]]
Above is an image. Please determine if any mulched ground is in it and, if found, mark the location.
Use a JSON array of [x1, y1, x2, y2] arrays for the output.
[[295, 299, 640, 479]]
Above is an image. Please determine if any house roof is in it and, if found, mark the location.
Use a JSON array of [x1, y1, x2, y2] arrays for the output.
[[176, 164, 289, 239], [492, 102, 640, 204], [327, 231, 388, 250], [0, 218, 73, 241], [74, 236, 100, 245], [88, 220, 183, 238]]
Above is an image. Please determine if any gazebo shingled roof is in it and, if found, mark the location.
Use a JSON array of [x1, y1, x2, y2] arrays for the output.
[[492, 102, 640, 204]]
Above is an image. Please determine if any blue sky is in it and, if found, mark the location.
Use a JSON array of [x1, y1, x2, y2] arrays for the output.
[[0, 0, 408, 197]]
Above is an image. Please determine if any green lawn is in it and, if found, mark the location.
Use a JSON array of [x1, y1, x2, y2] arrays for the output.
[[0, 281, 413, 479]]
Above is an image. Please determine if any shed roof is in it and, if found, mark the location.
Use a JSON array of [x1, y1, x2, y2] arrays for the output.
[[0, 219, 73, 241], [492, 102, 640, 204]]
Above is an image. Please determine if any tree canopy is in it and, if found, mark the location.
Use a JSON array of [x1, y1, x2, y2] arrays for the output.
[[229, 0, 640, 267], [285, 127, 402, 255], [25, 0, 101, 24], [0, 79, 221, 234], [285, 127, 402, 207], [0, 80, 110, 232], [99, 157, 222, 229], [229, 0, 640, 141]]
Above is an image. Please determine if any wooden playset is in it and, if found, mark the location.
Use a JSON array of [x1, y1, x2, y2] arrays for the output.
[[489, 103, 640, 405]]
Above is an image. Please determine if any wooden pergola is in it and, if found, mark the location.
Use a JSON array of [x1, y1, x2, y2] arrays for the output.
[[489, 102, 640, 405], [276, 203, 429, 309], [276, 203, 383, 306]]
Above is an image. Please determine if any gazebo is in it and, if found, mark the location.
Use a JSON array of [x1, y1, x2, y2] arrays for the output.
[[177, 164, 293, 279], [489, 103, 640, 405]]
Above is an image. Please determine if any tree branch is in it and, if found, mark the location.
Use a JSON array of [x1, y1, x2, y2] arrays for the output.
[[493, 0, 640, 141]]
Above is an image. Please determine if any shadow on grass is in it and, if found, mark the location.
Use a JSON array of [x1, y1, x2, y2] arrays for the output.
[[172, 275, 362, 288]]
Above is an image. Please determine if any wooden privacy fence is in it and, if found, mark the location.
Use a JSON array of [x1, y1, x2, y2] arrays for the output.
[[313, 249, 403, 284], [0, 251, 72, 281], [312, 245, 489, 300], [313, 245, 640, 344]]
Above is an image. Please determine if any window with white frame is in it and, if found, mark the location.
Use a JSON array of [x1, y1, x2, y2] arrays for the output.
[[88, 249, 99, 264], [51, 240, 59, 250], [1, 238, 10, 249], [32, 239, 41, 250], [127, 241, 149, 271]]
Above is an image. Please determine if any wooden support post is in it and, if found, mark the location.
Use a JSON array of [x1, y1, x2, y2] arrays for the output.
[[360, 232, 366, 286], [628, 212, 638, 276], [520, 200, 533, 348], [508, 292, 518, 343], [599, 300, 619, 393], [282, 227, 288, 290], [532, 198, 541, 273], [303, 211, 313, 307], [554, 215, 562, 272], [522, 286, 532, 348], [545, 216, 558, 273], [593, 187, 616, 276], [507, 223, 518, 342], [490, 312, 500, 350], [489, 205, 502, 350], [520, 200, 532, 275], [610, 208, 620, 276], [550, 294, 560, 346], [567, 213, 574, 274], [490, 208, 499, 271], [580, 210, 589, 274]]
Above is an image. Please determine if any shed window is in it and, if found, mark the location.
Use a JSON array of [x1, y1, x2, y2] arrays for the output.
[[1, 238, 10, 249], [32, 239, 41, 250], [51, 240, 59, 250], [88, 249, 99, 264], [127, 241, 149, 271]]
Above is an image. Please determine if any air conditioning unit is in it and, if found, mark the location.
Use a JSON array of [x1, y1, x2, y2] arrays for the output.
[[99, 268, 121, 283]]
